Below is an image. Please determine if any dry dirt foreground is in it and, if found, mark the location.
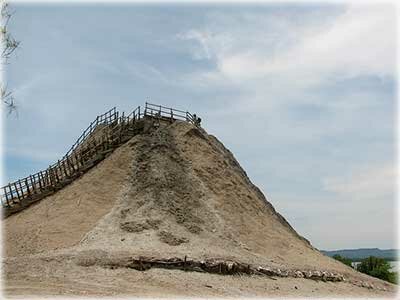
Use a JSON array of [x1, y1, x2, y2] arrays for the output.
[[2, 119, 398, 298]]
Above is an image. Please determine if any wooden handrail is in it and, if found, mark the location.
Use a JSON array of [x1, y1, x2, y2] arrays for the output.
[[1, 103, 201, 214]]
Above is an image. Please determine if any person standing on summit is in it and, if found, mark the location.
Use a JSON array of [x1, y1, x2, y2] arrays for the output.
[[193, 114, 201, 126]]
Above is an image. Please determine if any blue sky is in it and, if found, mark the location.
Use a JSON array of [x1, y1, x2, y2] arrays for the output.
[[2, 2, 397, 250]]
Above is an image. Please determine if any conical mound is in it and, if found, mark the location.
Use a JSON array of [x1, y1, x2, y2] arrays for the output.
[[3, 118, 395, 297], [74, 120, 321, 267]]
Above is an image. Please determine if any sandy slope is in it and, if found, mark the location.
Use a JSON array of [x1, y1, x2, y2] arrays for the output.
[[2, 119, 397, 297], [3, 143, 134, 257]]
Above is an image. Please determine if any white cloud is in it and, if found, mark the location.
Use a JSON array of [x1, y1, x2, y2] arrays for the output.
[[273, 193, 397, 250], [322, 163, 396, 201], [270, 162, 397, 249], [180, 4, 396, 85], [176, 4, 396, 146], [177, 30, 214, 60]]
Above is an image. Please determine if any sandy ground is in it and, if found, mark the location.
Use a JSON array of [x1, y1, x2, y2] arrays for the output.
[[2, 252, 397, 298], [2, 119, 398, 297], [3, 270, 396, 298]]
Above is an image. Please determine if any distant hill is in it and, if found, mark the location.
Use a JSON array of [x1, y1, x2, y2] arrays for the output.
[[321, 248, 398, 261]]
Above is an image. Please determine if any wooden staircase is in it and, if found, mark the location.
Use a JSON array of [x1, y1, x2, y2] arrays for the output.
[[1, 102, 200, 217]]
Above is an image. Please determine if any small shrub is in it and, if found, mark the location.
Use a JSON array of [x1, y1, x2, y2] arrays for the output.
[[332, 254, 352, 267], [357, 256, 397, 284]]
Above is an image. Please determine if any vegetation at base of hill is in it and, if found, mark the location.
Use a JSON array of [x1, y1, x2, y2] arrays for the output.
[[333, 254, 397, 284], [332, 254, 352, 267], [357, 256, 397, 284]]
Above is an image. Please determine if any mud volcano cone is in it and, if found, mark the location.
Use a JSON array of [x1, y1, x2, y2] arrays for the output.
[[76, 120, 319, 266], [3, 109, 396, 297]]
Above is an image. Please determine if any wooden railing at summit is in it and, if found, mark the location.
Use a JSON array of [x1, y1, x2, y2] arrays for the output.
[[1, 102, 201, 217]]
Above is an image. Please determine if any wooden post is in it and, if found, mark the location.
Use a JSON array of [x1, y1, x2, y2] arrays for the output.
[[29, 175, 34, 194], [33, 174, 37, 191], [86, 144, 92, 160], [56, 161, 62, 182], [66, 156, 75, 173], [65, 159, 70, 176], [51, 167, 55, 185], [71, 153, 79, 169], [42, 170, 47, 187], [4, 185, 10, 206], [42, 171, 47, 189], [81, 148, 87, 164], [38, 172, 43, 190], [28, 176, 33, 195], [38, 172, 43, 191], [8, 185, 13, 205], [60, 160, 68, 177], [79, 150, 85, 166], [25, 178, 31, 197], [57, 164, 61, 180], [54, 164, 60, 183], [47, 168, 52, 186], [18, 180, 26, 199], [38, 171, 45, 191], [67, 159, 71, 176], [61, 160, 66, 177], [58, 164, 63, 181], [118, 123, 123, 144], [58, 164, 63, 182], [75, 153, 81, 169], [15, 181, 21, 202], [44, 170, 51, 187], [65, 157, 72, 174], [48, 166, 54, 187], [69, 157, 75, 173], [44, 170, 49, 187]]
